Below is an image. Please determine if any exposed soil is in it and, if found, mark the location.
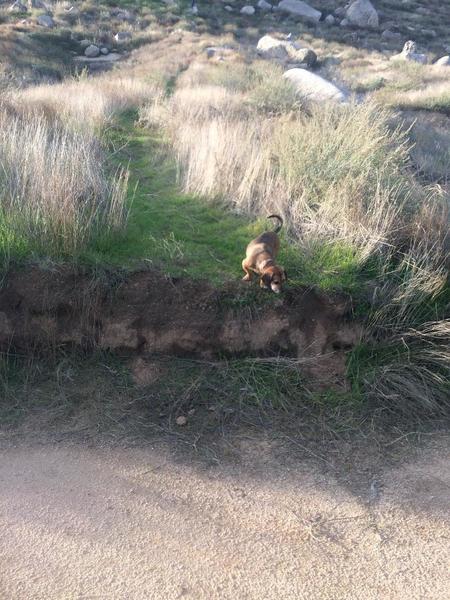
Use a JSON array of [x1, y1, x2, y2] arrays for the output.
[[1, 438, 449, 600], [0, 266, 361, 386]]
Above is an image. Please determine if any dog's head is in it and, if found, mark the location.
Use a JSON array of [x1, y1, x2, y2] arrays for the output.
[[261, 266, 287, 294]]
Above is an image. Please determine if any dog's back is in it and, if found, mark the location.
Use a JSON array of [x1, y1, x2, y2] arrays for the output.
[[247, 231, 280, 258]]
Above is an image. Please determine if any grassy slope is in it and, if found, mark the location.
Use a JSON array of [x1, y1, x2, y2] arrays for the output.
[[86, 111, 366, 293]]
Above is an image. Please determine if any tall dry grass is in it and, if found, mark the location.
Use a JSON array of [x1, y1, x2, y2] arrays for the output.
[[15, 74, 155, 129], [0, 102, 129, 258]]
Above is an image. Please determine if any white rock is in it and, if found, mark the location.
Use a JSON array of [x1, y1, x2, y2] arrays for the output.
[[176, 415, 188, 426], [284, 68, 346, 102], [324, 14, 335, 25], [435, 55, 450, 66], [114, 31, 132, 42], [257, 0, 272, 10], [240, 5, 255, 14], [346, 0, 379, 29], [277, 0, 321, 23], [391, 41, 427, 64], [84, 44, 100, 58], [36, 14, 55, 27], [257, 35, 316, 66], [100, 47, 109, 55], [224, 5, 233, 10], [257, 35, 290, 60]]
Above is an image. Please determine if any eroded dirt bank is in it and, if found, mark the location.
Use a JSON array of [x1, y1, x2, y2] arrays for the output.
[[1, 441, 449, 600], [0, 266, 360, 381]]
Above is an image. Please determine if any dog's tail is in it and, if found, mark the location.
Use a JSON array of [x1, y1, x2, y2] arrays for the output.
[[267, 214, 283, 234]]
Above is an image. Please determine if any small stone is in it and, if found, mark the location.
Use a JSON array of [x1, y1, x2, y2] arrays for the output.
[[381, 29, 401, 41], [114, 31, 132, 42], [79, 39, 91, 49], [84, 44, 100, 58], [100, 47, 109, 55], [176, 415, 188, 426], [257, 0, 272, 10], [36, 14, 55, 27], [340, 18, 349, 26], [240, 5, 255, 15], [324, 14, 335, 25], [29, 0, 46, 7], [334, 6, 346, 17], [224, 5, 233, 11]]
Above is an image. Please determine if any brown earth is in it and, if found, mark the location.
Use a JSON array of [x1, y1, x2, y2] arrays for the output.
[[0, 266, 360, 385]]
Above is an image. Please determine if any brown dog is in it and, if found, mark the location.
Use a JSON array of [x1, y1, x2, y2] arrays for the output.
[[242, 215, 287, 294]]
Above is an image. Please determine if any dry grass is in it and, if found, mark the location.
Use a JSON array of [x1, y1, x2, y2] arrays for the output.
[[140, 58, 450, 412], [0, 100, 129, 258], [15, 74, 156, 129], [144, 76, 416, 260]]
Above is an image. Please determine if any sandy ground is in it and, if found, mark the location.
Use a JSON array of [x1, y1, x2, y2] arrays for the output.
[[1, 441, 449, 600]]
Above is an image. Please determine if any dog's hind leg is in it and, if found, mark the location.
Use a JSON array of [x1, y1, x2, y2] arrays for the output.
[[242, 259, 253, 281]]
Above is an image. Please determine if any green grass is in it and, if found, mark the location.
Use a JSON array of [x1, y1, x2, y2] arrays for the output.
[[84, 111, 368, 293]]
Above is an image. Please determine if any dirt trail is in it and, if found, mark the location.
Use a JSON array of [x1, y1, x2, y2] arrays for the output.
[[1, 441, 449, 600]]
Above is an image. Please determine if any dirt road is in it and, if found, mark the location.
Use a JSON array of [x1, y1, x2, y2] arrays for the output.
[[1, 442, 449, 600]]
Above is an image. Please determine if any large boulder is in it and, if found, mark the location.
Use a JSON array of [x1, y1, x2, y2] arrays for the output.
[[283, 68, 346, 102], [277, 0, 321, 23], [257, 35, 317, 67], [434, 55, 450, 66], [346, 0, 379, 29], [391, 40, 427, 64]]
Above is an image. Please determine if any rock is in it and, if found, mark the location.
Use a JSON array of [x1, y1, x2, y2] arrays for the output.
[[277, 0, 321, 23], [114, 31, 132, 42], [391, 41, 427, 64], [79, 39, 91, 49], [292, 47, 317, 67], [84, 44, 100, 58], [111, 8, 134, 22], [334, 6, 346, 17], [29, 0, 46, 8], [435, 55, 450, 66], [257, 35, 290, 60], [100, 47, 109, 55], [224, 5, 233, 10], [324, 14, 335, 25], [9, 1, 27, 11], [240, 5, 255, 14], [340, 18, 349, 26], [176, 415, 188, 426], [346, 0, 379, 29], [381, 29, 401, 41], [257, 35, 316, 66], [36, 14, 55, 27], [416, 6, 430, 15], [284, 68, 346, 102], [257, 0, 272, 10]]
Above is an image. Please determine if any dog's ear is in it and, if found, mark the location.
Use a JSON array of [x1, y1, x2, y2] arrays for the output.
[[261, 272, 272, 288], [282, 269, 288, 282]]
